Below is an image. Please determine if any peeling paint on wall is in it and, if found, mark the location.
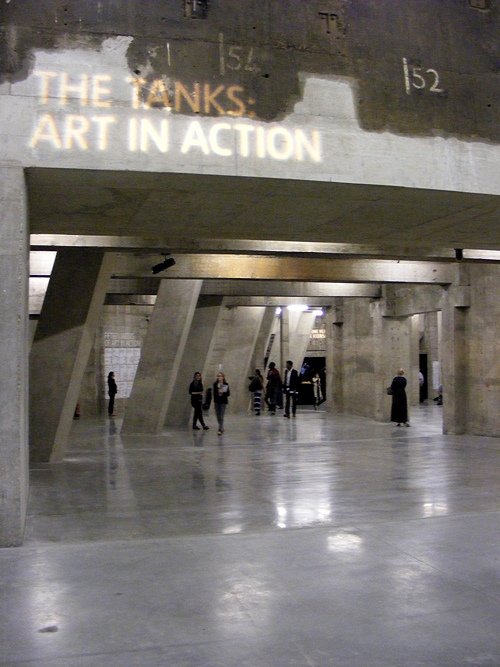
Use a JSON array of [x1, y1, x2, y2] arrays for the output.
[[0, 0, 498, 141]]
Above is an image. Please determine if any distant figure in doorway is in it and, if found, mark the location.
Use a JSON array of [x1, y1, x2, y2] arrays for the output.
[[312, 373, 324, 409], [266, 362, 282, 415], [283, 360, 299, 418], [390, 368, 409, 427], [213, 372, 230, 435], [107, 372, 117, 416], [189, 372, 209, 430], [249, 369, 264, 415], [419, 371, 425, 403], [433, 384, 443, 405]]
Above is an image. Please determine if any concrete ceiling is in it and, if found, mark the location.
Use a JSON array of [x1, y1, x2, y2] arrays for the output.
[[27, 168, 500, 251]]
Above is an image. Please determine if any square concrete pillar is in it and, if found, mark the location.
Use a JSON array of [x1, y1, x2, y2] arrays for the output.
[[325, 304, 344, 413], [280, 306, 290, 370], [463, 264, 500, 436], [371, 301, 412, 422], [441, 297, 467, 435], [0, 164, 29, 546], [122, 279, 202, 433], [409, 313, 421, 406], [30, 250, 114, 462]]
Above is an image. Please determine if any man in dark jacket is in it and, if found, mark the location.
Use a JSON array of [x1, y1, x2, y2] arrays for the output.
[[283, 360, 300, 418]]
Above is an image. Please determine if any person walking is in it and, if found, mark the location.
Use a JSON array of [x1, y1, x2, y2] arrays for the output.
[[107, 371, 117, 416], [390, 368, 410, 427], [283, 360, 299, 418], [189, 372, 209, 430], [249, 369, 264, 415], [266, 362, 282, 415], [213, 371, 230, 435]]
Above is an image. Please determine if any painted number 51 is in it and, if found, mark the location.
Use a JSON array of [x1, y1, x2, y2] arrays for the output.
[[402, 57, 444, 95]]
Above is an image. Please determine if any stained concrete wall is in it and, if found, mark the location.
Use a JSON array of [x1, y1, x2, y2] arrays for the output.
[[1, 0, 499, 143]]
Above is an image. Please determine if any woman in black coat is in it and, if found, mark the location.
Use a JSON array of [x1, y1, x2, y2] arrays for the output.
[[189, 372, 209, 430], [390, 368, 409, 427], [213, 372, 230, 435], [107, 371, 117, 416]]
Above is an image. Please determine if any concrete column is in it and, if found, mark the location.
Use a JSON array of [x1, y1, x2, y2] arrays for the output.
[[203, 304, 265, 414], [250, 307, 276, 373], [30, 250, 113, 463], [338, 299, 378, 420], [409, 314, 421, 406], [325, 302, 344, 413], [165, 295, 223, 427], [440, 264, 470, 435], [425, 311, 441, 395], [280, 307, 290, 371], [289, 310, 317, 370], [464, 264, 500, 436], [0, 164, 29, 547], [441, 298, 467, 435], [122, 279, 202, 433], [372, 301, 412, 422], [267, 314, 281, 367]]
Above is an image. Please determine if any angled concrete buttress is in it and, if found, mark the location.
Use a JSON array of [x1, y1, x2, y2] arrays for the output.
[[289, 310, 318, 371], [250, 307, 276, 373], [121, 279, 202, 434], [0, 165, 29, 547], [203, 303, 266, 414], [165, 294, 224, 428], [29, 250, 114, 463]]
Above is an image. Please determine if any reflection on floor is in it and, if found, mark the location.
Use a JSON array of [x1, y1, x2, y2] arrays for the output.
[[2, 405, 500, 666]]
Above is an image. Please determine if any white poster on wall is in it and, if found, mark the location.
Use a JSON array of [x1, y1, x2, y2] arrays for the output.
[[104, 348, 141, 398]]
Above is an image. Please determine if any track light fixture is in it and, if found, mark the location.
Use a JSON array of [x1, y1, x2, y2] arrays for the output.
[[151, 255, 176, 274]]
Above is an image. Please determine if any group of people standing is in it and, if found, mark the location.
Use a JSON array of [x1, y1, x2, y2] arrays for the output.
[[263, 360, 300, 418], [109, 366, 411, 429], [250, 361, 323, 417], [189, 371, 230, 435]]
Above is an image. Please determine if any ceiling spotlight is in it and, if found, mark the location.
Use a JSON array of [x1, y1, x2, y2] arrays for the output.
[[151, 256, 176, 274]]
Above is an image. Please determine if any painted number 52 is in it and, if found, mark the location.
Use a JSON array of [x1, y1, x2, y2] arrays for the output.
[[402, 58, 444, 95]]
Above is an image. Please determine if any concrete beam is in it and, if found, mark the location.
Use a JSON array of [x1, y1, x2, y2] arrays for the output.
[[30, 236, 500, 263], [201, 281, 382, 297], [112, 254, 456, 284], [31, 235, 478, 260], [103, 280, 381, 298], [224, 297, 343, 307], [381, 285, 444, 317]]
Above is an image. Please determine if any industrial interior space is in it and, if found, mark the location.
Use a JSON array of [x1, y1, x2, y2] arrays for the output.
[[1, 1, 499, 665]]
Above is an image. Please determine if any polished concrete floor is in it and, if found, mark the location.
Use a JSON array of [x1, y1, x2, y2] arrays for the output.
[[2, 405, 500, 666]]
